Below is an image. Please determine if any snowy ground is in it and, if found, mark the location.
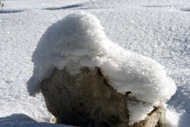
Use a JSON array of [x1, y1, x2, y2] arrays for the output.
[[0, 0, 190, 126]]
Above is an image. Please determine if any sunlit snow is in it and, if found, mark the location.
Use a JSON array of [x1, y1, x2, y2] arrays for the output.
[[0, 0, 190, 127], [28, 12, 176, 124]]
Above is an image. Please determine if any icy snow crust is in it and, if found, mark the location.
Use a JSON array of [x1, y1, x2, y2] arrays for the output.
[[28, 12, 176, 124]]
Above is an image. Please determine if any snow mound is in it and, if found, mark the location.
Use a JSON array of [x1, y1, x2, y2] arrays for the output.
[[27, 12, 176, 124]]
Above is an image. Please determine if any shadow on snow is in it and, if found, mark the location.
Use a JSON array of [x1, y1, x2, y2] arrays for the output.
[[181, 8, 190, 12], [144, 5, 178, 8], [43, 4, 83, 10], [0, 114, 72, 127], [0, 114, 35, 123], [0, 9, 24, 14]]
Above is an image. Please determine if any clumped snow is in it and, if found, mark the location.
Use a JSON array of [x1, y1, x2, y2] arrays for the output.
[[28, 12, 176, 124], [165, 107, 183, 127], [127, 100, 154, 124], [1, 0, 190, 127]]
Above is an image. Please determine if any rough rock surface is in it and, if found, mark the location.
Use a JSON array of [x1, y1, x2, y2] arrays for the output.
[[41, 67, 166, 127]]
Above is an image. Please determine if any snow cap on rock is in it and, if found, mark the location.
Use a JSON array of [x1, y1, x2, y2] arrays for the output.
[[27, 11, 176, 124]]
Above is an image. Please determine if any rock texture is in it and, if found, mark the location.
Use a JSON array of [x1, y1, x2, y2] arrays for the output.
[[41, 67, 166, 127]]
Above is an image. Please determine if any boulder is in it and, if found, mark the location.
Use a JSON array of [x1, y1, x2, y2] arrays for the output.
[[41, 67, 166, 127]]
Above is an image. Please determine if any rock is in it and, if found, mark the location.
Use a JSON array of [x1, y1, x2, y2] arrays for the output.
[[41, 67, 166, 127]]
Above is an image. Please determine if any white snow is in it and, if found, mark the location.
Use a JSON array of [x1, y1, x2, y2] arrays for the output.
[[1, 0, 190, 127], [127, 100, 154, 124], [28, 12, 176, 124], [166, 107, 183, 127]]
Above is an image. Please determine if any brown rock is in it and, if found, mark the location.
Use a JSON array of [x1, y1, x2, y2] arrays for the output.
[[41, 67, 166, 127]]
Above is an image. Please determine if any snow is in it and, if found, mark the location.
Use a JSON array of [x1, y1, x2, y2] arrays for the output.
[[165, 107, 182, 127], [0, 114, 74, 127], [127, 100, 154, 124], [28, 11, 176, 124], [0, 0, 190, 127]]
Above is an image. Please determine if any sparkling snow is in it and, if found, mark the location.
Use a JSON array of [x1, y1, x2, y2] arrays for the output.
[[28, 12, 176, 124], [0, 0, 190, 127]]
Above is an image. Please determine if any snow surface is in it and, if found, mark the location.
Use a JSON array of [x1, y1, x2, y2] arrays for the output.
[[0, 114, 74, 127], [0, 0, 190, 127], [166, 107, 183, 127], [28, 11, 176, 124]]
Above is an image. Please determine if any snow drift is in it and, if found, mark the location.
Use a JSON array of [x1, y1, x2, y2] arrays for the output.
[[27, 12, 176, 124]]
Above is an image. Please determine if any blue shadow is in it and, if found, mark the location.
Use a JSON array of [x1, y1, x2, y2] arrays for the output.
[[181, 8, 190, 12], [0, 114, 72, 127], [43, 4, 83, 10], [0, 9, 24, 14]]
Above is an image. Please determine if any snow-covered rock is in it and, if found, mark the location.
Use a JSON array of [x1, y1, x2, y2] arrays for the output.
[[27, 12, 176, 125]]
